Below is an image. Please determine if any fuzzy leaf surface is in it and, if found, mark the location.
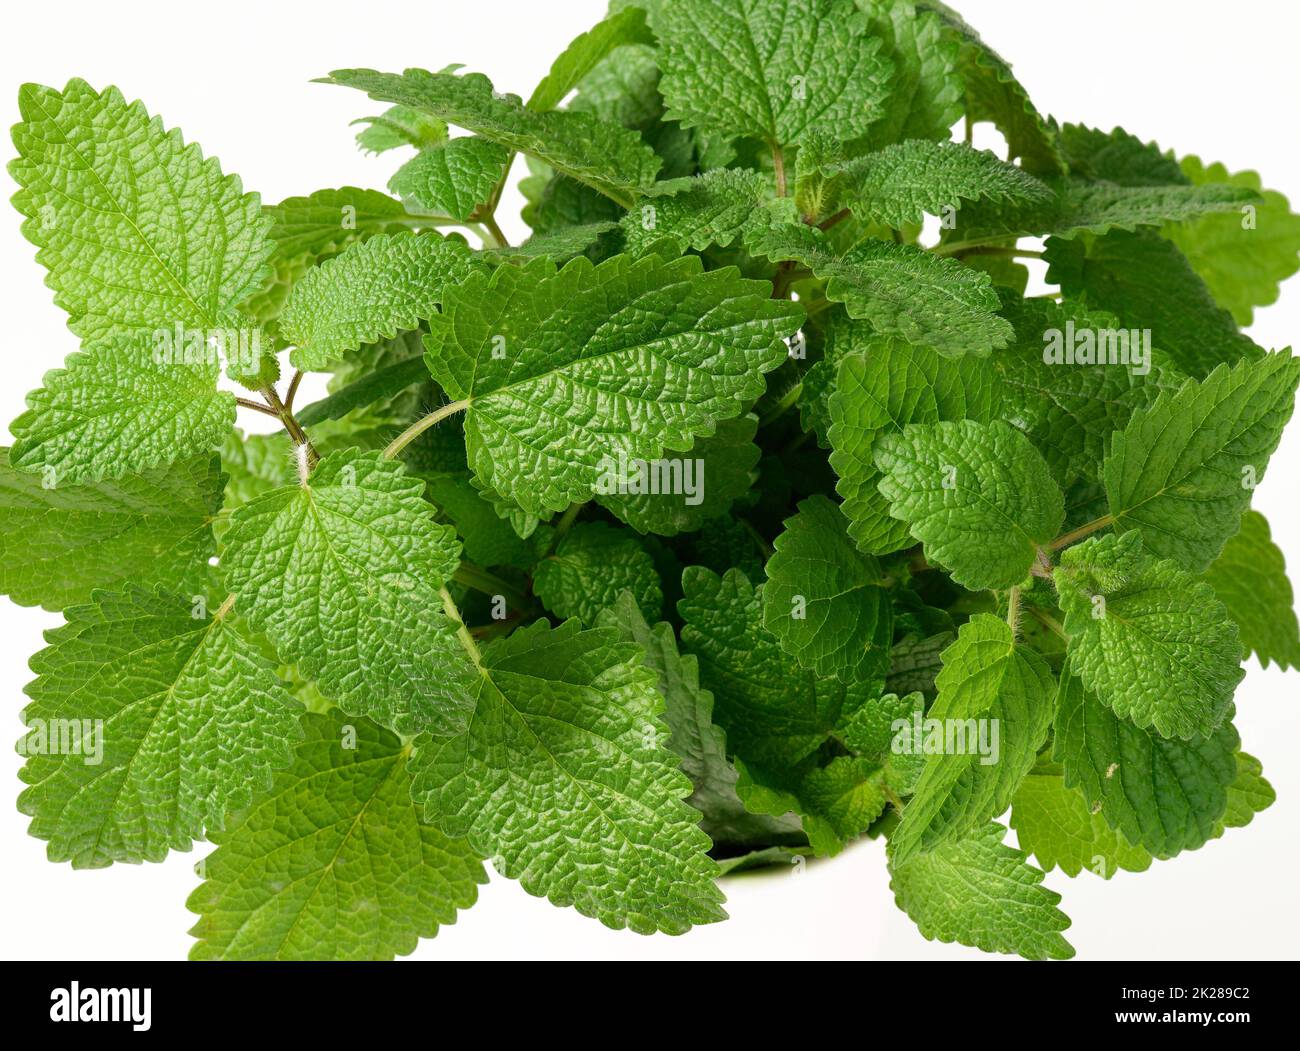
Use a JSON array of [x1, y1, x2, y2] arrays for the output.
[[1054, 533, 1244, 740], [221, 451, 475, 736], [188, 711, 483, 960], [410, 618, 726, 934], [875, 420, 1063, 591], [424, 253, 801, 516], [19, 587, 300, 868]]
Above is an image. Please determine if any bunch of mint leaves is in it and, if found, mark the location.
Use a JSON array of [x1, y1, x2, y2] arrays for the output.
[[4, 0, 1299, 961]]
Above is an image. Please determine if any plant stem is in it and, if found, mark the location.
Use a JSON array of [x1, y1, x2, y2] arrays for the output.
[[235, 396, 280, 418], [907, 549, 933, 574], [547, 502, 584, 554], [957, 245, 1043, 259], [782, 428, 812, 457], [1006, 585, 1022, 636], [1028, 606, 1068, 640], [383, 399, 470, 459], [453, 562, 532, 611], [1030, 545, 1054, 579], [773, 144, 787, 197], [283, 369, 305, 413], [480, 213, 510, 250], [740, 518, 774, 561], [261, 385, 319, 469], [817, 207, 851, 232], [1049, 514, 1115, 551], [759, 380, 803, 428], [440, 585, 484, 672]]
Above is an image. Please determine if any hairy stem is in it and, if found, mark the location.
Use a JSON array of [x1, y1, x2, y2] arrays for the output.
[[758, 379, 803, 428], [1049, 513, 1115, 551], [383, 399, 470, 459], [773, 144, 787, 197], [440, 585, 484, 673], [453, 561, 532, 611], [1006, 585, 1022, 636], [261, 385, 319, 469], [235, 396, 280, 419], [1028, 606, 1068, 641]]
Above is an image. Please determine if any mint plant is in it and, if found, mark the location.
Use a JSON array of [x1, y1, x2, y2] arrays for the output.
[[4, 0, 1299, 961]]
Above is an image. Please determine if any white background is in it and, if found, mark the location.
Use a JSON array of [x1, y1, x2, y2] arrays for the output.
[[1, 0, 1297, 961]]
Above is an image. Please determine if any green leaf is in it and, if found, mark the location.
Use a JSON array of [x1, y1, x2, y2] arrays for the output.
[[1217, 751, 1275, 833], [597, 592, 806, 850], [656, 0, 893, 147], [0, 449, 222, 611], [828, 337, 1000, 554], [295, 357, 431, 427], [1058, 123, 1186, 187], [1165, 155, 1300, 325], [1203, 510, 1300, 669], [992, 292, 1183, 487], [839, 690, 922, 759], [534, 521, 663, 625], [736, 755, 886, 856], [410, 618, 726, 934], [619, 169, 792, 256], [833, 139, 1053, 229], [282, 232, 485, 370], [527, 6, 654, 112], [568, 40, 665, 129], [220, 450, 476, 736], [874, 420, 1063, 591], [754, 226, 1013, 357], [1052, 668, 1239, 856], [521, 160, 625, 232], [353, 104, 447, 153], [485, 222, 620, 265], [424, 253, 801, 516], [952, 177, 1257, 245], [217, 431, 294, 509], [19, 587, 300, 867], [889, 614, 1055, 865], [1009, 772, 1152, 878], [890, 821, 1075, 960], [595, 413, 761, 536], [859, 0, 963, 146], [389, 138, 511, 221], [9, 79, 271, 341], [188, 710, 483, 960], [420, 473, 536, 570], [1103, 351, 1300, 570], [322, 68, 660, 207], [1044, 230, 1264, 378], [678, 567, 877, 767], [920, 2, 1066, 175], [761, 494, 892, 682], [1054, 533, 1244, 739], [10, 333, 235, 486], [261, 187, 418, 262]]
